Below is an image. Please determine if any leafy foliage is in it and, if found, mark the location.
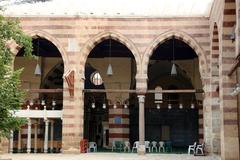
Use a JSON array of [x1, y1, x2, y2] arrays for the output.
[[0, 14, 32, 138]]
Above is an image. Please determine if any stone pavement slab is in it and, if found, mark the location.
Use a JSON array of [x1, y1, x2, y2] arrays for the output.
[[0, 153, 221, 160]]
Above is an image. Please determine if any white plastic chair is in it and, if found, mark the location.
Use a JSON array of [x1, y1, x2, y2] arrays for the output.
[[195, 142, 204, 155], [132, 141, 139, 152], [188, 142, 197, 155], [159, 141, 165, 152], [145, 141, 151, 153], [112, 141, 116, 152], [124, 141, 131, 152], [151, 141, 158, 152], [88, 142, 97, 152]]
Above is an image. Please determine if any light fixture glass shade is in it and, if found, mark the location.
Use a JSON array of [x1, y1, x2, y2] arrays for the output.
[[29, 100, 34, 106], [52, 100, 56, 106], [91, 103, 95, 109], [179, 103, 183, 109], [171, 63, 177, 76], [102, 103, 106, 109], [113, 103, 117, 109], [191, 103, 195, 109], [157, 104, 160, 110], [41, 100, 45, 106], [124, 103, 128, 109], [168, 104, 172, 109], [34, 63, 41, 76], [107, 64, 113, 76]]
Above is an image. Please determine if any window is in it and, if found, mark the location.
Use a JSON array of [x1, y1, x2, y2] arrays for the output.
[[91, 72, 103, 86]]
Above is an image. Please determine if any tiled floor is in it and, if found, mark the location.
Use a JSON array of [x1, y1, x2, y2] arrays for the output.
[[0, 153, 220, 160]]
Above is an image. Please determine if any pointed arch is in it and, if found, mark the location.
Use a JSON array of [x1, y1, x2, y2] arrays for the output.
[[142, 30, 208, 78], [24, 30, 69, 66], [79, 30, 141, 75]]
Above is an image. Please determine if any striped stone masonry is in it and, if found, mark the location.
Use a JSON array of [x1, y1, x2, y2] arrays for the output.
[[62, 72, 84, 153], [198, 104, 204, 143], [108, 105, 129, 146], [210, 23, 221, 154], [218, 0, 239, 159], [2, 1, 239, 158]]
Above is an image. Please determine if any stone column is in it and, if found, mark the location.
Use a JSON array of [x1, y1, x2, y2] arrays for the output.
[[50, 120, 54, 153], [44, 119, 49, 153], [62, 69, 84, 153], [9, 130, 13, 154], [27, 119, 31, 154], [18, 129, 21, 153], [203, 83, 213, 154], [137, 95, 145, 155], [34, 121, 38, 153]]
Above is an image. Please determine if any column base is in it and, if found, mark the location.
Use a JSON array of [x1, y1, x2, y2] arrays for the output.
[[27, 149, 31, 154], [137, 145, 145, 155]]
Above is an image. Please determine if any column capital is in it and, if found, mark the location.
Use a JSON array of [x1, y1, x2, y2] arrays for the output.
[[137, 95, 145, 103], [27, 119, 31, 125]]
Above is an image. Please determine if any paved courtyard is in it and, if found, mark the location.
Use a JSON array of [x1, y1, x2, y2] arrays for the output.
[[0, 153, 220, 160]]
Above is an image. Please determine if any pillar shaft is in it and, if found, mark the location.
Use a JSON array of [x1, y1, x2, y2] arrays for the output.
[[44, 120, 49, 153], [138, 95, 145, 155], [34, 122, 38, 153], [50, 120, 54, 152], [27, 119, 31, 153], [18, 129, 21, 153], [9, 130, 13, 154]]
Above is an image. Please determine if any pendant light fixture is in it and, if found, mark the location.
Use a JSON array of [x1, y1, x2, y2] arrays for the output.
[[34, 39, 41, 76], [156, 103, 160, 110], [102, 103, 106, 109], [113, 103, 117, 109], [107, 39, 113, 76], [91, 96, 95, 109], [179, 103, 183, 109], [171, 37, 177, 76], [124, 103, 128, 109], [91, 103, 96, 109], [41, 100, 45, 106], [191, 103, 195, 109], [168, 103, 172, 109], [191, 94, 195, 109], [102, 96, 106, 109]]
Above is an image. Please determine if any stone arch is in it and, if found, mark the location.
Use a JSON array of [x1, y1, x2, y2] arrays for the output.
[[79, 31, 141, 76], [142, 30, 208, 78], [27, 30, 69, 66]]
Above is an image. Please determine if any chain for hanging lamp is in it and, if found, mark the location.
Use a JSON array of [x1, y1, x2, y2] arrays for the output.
[[171, 37, 177, 76]]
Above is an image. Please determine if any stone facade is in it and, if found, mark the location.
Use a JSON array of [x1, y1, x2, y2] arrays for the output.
[[0, 0, 240, 159]]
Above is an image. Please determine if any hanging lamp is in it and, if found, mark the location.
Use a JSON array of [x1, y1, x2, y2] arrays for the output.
[[171, 37, 177, 76], [179, 103, 183, 109], [107, 39, 113, 76], [34, 39, 41, 76], [91, 103, 96, 109], [102, 96, 106, 109], [113, 103, 117, 109]]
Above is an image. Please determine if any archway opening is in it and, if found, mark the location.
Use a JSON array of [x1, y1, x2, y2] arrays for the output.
[[144, 37, 203, 152], [13, 37, 64, 153], [84, 38, 137, 151]]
